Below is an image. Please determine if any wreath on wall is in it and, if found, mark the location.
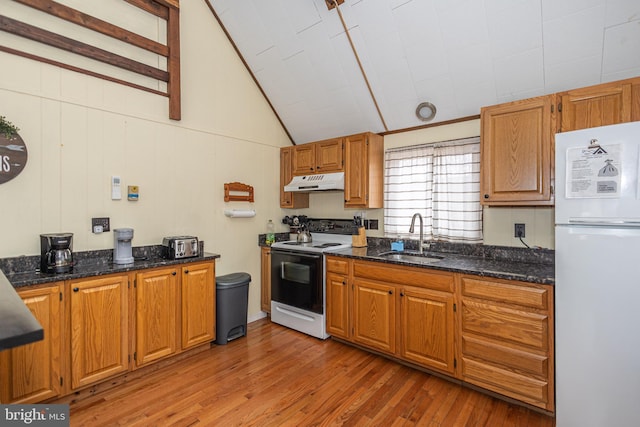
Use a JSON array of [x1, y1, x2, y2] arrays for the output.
[[0, 116, 28, 184]]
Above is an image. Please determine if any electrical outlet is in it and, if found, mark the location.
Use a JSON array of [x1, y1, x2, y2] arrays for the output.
[[514, 223, 525, 238], [92, 217, 110, 233], [365, 219, 379, 230]]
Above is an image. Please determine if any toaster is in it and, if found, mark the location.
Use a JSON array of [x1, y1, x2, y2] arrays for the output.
[[162, 236, 199, 259]]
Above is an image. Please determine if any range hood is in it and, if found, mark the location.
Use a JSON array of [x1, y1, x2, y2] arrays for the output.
[[284, 172, 344, 192]]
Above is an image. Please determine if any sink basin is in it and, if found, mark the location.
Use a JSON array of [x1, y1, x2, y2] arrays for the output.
[[377, 251, 443, 263]]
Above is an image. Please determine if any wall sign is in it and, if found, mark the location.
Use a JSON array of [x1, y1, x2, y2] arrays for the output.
[[0, 133, 28, 184], [565, 143, 621, 198]]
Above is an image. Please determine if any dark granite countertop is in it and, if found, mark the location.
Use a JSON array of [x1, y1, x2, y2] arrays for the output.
[[1, 245, 221, 288], [0, 245, 220, 351], [325, 238, 555, 285]]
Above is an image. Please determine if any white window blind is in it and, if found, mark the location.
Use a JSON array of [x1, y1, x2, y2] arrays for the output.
[[384, 137, 483, 243]]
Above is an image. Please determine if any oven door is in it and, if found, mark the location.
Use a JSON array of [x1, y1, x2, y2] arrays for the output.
[[271, 249, 323, 314]]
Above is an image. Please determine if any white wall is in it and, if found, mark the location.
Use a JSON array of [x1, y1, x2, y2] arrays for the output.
[[291, 119, 555, 249], [0, 1, 291, 319]]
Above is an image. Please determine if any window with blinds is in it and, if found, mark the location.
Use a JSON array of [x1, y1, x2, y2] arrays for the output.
[[384, 136, 483, 243]]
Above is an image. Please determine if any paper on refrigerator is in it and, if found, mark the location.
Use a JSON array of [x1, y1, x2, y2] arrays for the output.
[[565, 143, 622, 198]]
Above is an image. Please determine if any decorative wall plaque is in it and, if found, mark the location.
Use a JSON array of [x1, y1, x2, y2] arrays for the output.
[[0, 119, 27, 185]]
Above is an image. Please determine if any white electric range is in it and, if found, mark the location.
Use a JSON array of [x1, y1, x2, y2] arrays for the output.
[[270, 219, 354, 339]]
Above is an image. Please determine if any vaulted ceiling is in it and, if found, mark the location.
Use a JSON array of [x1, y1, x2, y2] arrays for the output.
[[208, 0, 640, 144]]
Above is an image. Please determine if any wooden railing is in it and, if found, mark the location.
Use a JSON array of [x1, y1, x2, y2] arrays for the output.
[[0, 0, 181, 120]]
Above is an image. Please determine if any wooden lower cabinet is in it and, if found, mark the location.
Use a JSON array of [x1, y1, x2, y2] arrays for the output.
[[352, 278, 396, 354], [69, 274, 129, 389], [330, 257, 456, 375], [458, 275, 554, 412], [399, 285, 455, 375], [135, 267, 179, 366], [260, 247, 271, 313], [325, 256, 555, 412], [325, 256, 350, 339], [0, 283, 63, 403], [181, 261, 215, 349], [1, 259, 216, 404]]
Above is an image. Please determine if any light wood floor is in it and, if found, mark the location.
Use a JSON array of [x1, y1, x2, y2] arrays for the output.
[[69, 318, 555, 426]]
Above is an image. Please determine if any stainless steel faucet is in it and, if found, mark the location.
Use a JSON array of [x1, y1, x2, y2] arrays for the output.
[[409, 213, 425, 254]]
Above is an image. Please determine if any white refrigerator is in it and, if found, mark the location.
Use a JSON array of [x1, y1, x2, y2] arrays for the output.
[[555, 121, 640, 427]]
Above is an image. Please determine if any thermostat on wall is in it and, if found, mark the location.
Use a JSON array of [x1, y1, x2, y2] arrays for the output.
[[111, 176, 121, 200]]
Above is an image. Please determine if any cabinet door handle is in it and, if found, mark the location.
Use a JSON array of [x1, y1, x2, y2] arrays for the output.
[[172, 271, 177, 276], [73, 287, 79, 292], [400, 292, 405, 297], [484, 194, 489, 199], [388, 290, 393, 295], [342, 280, 346, 285], [183, 270, 188, 274]]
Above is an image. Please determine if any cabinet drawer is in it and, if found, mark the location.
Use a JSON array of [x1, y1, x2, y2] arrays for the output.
[[462, 358, 550, 410], [461, 276, 549, 310], [462, 334, 548, 377], [326, 257, 349, 275], [461, 300, 549, 350], [353, 261, 454, 292]]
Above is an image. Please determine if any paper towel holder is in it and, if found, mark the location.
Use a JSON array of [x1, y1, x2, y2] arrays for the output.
[[224, 209, 256, 218]]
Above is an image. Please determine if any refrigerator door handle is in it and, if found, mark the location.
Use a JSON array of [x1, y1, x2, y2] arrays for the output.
[[568, 218, 640, 226]]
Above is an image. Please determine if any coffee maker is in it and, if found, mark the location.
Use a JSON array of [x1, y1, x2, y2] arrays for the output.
[[113, 228, 134, 265], [40, 233, 74, 274]]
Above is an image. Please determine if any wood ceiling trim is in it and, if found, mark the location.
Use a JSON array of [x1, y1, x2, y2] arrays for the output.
[[380, 114, 481, 136], [330, 1, 389, 132], [203, 0, 295, 145], [325, 0, 344, 10]]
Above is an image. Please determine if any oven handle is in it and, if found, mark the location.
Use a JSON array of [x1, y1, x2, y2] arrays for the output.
[[271, 249, 322, 260]]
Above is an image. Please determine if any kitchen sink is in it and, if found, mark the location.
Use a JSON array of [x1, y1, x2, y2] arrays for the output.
[[376, 251, 443, 264]]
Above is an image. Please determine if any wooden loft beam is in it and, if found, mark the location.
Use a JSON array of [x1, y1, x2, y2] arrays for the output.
[[1, 0, 181, 121], [15, 0, 168, 56]]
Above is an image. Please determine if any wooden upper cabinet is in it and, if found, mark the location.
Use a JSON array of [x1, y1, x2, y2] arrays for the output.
[[281, 132, 382, 208], [315, 138, 344, 173], [480, 95, 555, 206], [559, 79, 633, 132], [292, 144, 316, 175], [292, 138, 344, 175], [0, 284, 62, 403], [70, 274, 129, 389], [344, 132, 384, 208], [280, 147, 309, 209]]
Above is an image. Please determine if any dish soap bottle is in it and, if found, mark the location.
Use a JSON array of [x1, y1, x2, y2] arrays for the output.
[[266, 219, 275, 246], [391, 235, 404, 251]]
